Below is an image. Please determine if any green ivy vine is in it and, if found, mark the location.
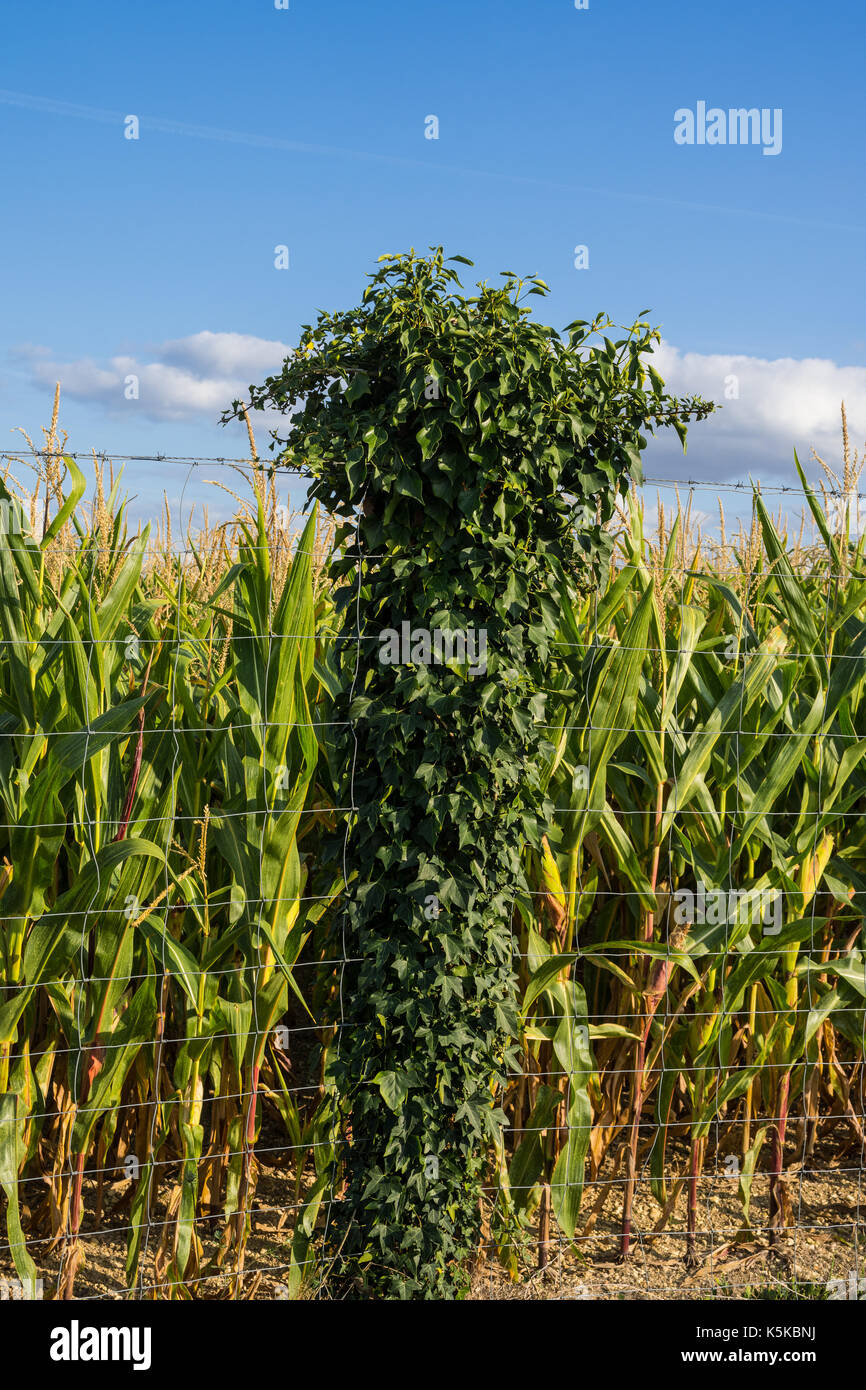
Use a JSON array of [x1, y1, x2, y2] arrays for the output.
[[226, 248, 713, 1298]]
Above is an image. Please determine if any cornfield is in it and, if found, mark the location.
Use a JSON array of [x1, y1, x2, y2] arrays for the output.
[[1, 404, 864, 1299], [506, 442, 866, 1291], [0, 417, 339, 1300]]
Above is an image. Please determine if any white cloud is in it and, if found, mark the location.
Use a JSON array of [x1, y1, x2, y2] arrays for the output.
[[158, 330, 292, 379], [644, 342, 866, 484], [13, 332, 293, 424]]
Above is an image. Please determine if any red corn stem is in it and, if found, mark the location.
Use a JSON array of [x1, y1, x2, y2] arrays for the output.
[[64, 1043, 106, 1298], [768, 1071, 790, 1245], [537, 1181, 552, 1271], [114, 707, 145, 842], [113, 653, 153, 842], [246, 1063, 260, 1146], [621, 783, 665, 1259], [686, 1136, 701, 1267], [620, 1000, 660, 1259]]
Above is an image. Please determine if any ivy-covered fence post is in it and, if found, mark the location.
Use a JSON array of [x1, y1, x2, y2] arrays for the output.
[[228, 249, 712, 1297]]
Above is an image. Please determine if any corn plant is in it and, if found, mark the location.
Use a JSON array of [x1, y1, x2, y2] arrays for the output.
[[0, 458, 335, 1299], [503, 461, 866, 1272]]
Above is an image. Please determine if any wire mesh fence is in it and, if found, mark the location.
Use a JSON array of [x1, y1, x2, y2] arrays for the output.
[[0, 445, 863, 1302]]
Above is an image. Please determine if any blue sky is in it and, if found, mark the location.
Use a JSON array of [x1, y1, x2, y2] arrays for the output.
[[1, 0, 864, 528]]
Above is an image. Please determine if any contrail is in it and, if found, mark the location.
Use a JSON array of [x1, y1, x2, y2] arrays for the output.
[[0, 87, 862, 235]]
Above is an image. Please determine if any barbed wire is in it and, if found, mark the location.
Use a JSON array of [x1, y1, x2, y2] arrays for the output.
[[2, 448, 864, 498]]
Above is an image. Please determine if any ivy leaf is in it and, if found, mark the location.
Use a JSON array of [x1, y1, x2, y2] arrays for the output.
[[373, 1069, 411, 1113], [344, 371, 371, 404], [395, 471, 423, 502]]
